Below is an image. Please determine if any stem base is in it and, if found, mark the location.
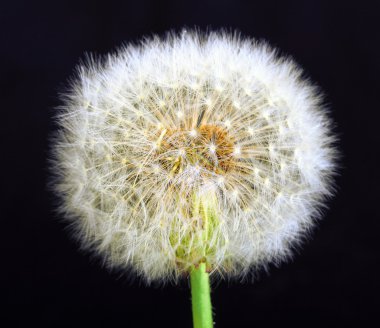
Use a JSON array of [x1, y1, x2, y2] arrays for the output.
[[190, 263, 213, 328]]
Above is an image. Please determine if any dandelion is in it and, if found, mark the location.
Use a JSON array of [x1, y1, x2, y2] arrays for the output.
[[52, 30, 337, 328]]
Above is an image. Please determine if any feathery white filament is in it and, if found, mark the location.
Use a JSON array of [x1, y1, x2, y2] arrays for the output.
[[52, 31, 336, 283]]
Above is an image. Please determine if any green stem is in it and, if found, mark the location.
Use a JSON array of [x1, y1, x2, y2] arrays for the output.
[[190, 263, 213, 328]]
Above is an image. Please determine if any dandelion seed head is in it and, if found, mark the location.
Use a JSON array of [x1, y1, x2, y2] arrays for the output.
[[52, 30, 337, 283]]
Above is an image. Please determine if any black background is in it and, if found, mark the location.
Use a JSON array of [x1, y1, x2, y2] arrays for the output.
[[2, 0, 380, 326]]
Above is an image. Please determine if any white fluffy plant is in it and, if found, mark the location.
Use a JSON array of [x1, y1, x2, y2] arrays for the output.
[[52, 30, 336, 328]]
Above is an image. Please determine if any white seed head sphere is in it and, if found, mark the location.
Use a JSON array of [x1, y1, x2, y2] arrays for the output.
[[52, 31, 337, 283]]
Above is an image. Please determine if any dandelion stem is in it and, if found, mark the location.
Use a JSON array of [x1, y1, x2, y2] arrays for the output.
[[190, 263, 213, 328]]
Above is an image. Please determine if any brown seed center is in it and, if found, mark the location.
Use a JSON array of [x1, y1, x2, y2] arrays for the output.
[[154, 124, 236, 176]]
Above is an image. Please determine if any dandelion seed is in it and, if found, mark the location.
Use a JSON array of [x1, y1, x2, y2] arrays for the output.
[[205, 98, 212, 107], [233, 101, 241, 109], [233, 146, 241, 156], [153, 165, 160, 174], [217, 177, 225, 185], [189, 129, 197, 137]]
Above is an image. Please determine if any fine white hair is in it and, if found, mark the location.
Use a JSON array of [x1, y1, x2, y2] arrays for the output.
[[51, 30, 337, 283]]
